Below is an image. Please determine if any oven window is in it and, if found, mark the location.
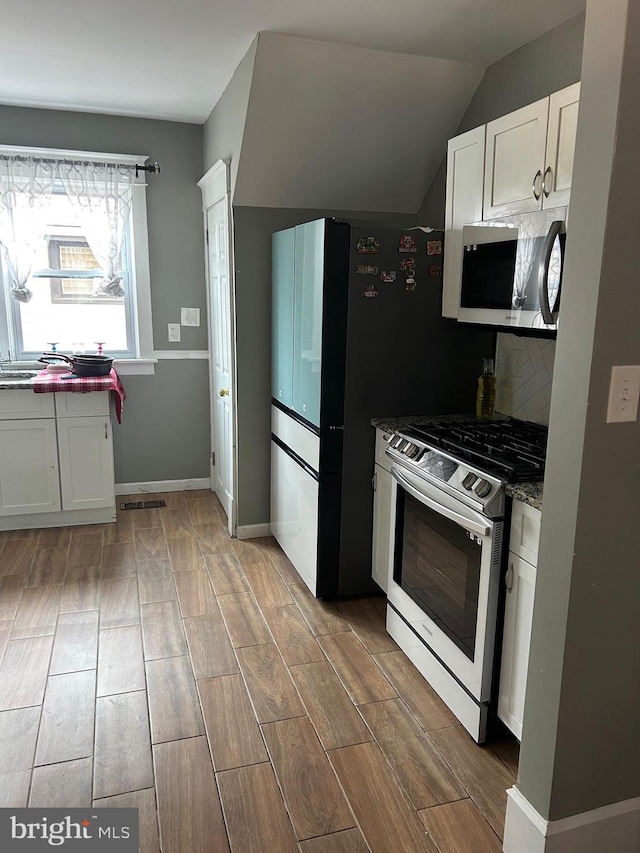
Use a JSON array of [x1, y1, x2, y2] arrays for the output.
[[394, 490, 482, 660]]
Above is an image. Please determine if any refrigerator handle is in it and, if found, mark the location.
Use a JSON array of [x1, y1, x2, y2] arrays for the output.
[[537, 220, 563, 325]]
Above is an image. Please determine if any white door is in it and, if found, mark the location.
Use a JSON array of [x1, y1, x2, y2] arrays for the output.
[[0, 419, 60, 515], [199, 161, 235, 535], [56, 416, 115, 511], [483, 97, 549, 218]]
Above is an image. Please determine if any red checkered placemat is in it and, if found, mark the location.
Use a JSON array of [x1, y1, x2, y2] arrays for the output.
[[33, 368, 126, 423]]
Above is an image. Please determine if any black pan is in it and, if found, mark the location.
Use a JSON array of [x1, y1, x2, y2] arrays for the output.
[[40, 352, 113, 377]]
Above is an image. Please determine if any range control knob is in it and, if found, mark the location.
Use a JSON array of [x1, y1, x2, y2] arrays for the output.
[[473, 478, 492, 498], [403, 443, 419, 458], [461, 472, 478, 490]]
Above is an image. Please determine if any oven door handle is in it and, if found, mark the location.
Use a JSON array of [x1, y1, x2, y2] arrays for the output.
[[392, 468, 491, 537]]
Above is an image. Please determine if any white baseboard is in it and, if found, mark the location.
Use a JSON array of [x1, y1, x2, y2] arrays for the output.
[[236, 523, 271, 540], [115, 478, 211, 495], [0, 506, 116, 531], [504, 786, 640, 853]]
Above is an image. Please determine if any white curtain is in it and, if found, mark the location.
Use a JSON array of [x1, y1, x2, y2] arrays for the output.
[[0, 156, 55, 303], [58, 160, 135, 298]]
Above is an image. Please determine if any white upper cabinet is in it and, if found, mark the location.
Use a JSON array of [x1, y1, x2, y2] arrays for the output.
[[542, 82, 581, 208], [483, 98, 550, 218], [483, 82, 580, 219], [442, 126, 485, 318]]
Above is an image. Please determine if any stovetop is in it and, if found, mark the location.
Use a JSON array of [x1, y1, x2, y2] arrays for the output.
[[401, 418, 548, 483], [384, 417, 548, 517]]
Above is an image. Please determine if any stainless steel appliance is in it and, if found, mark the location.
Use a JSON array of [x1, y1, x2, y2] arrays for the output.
[[384, 417, 547, 742], [458, 207, 566, 331]]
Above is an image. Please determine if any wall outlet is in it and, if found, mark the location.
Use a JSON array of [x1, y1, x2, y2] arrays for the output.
[[181, 307, 200, 327], [513, 348, 524, 378], [168, 323, 181, 343], [606, 365, 640, 423]]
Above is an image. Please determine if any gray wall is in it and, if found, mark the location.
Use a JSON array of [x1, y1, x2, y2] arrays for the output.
[[0, 105, 210, 485], [518, 0, 640, 822], [233, 33, 483, 214], [203, 37, 257, 192], [418, 13, 585, 224]]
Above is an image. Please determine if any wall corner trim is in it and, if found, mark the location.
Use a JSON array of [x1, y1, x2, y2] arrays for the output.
[[236, 523, 271, 540], [504, 786, 640, 853]]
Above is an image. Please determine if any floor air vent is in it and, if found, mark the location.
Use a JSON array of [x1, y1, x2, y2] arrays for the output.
[[120, 500, 166, 510]]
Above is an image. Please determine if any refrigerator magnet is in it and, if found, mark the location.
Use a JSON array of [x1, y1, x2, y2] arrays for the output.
[[400, 257, 416, 271], [356, 264, 379, 275], [356, 236, 380, 254], [380, 271, 396, 283], [362, 283, 379, 298], [428, 264, 442, 277], [426, 240, 443, 255], [404, 277, 417, 291], [398, 235, 417, 252]]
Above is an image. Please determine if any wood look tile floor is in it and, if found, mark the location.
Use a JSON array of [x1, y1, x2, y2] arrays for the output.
[[0, 490, 519, 852]]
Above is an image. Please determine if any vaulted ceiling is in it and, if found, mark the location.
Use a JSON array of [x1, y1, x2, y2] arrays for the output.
[[1, 0, 585, 122]]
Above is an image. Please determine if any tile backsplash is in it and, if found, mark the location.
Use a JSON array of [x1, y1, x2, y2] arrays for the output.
[[495, 333, 555, 426]]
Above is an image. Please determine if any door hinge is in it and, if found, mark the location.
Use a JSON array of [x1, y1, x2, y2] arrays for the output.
[[211, 451, 215, 466]]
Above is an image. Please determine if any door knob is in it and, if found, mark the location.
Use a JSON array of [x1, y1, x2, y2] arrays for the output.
[[218, 388, 229, 397]]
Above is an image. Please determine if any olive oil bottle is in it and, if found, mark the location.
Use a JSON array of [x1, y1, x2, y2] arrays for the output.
[[476, 357, 496, 419]]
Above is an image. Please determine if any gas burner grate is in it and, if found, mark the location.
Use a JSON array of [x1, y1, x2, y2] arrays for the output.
[[404, 417, 548, 483], [120, 500, 166, 510]]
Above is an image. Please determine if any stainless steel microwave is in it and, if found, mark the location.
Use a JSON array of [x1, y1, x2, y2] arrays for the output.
[[458, 207, 567, 332]]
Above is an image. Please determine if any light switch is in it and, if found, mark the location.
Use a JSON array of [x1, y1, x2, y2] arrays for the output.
[[606, 365, 640, 423], [181, 307, 200, 327]]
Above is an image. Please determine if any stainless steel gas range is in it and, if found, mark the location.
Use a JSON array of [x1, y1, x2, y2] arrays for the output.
[[383, 417, 547, 742]]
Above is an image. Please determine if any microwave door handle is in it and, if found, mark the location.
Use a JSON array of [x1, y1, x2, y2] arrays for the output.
[[537, 220, 563, 325], [391, 468, 490, 537]]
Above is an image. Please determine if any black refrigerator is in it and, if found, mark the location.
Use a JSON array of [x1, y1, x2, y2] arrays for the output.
[[270, 217, 493, 598]]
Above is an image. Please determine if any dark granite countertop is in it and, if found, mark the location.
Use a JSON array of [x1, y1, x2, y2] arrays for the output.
[[0, 371, 38, 390], [506, 482, 543, 512]]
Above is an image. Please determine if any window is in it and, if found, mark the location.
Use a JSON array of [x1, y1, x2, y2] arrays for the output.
[[0, 145, 154, 373]]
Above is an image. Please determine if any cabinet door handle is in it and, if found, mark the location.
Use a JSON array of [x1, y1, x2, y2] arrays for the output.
[[505, 563, 514, 592], [542, 166, 553, 198], [532, 169, 542, 201], [104, 422, 109, 439]]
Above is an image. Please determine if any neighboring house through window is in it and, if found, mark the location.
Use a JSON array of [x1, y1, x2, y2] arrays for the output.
[[0, 145, 154, 374]]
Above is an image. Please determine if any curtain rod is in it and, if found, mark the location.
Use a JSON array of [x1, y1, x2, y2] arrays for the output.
[[0, 153, 161, 176]]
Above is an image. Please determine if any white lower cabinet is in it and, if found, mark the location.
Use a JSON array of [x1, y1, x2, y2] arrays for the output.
[[57, 416, 115, 510], [371, 429, 393, 593], [498, 499, 542, 739], [0, 390, 115, 530], [0, 419, 60, 515]]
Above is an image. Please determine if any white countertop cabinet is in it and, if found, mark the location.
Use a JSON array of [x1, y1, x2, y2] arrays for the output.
[[0, 418, 60, 516], [0, 389, 115, 530], [497, 499, 542, 739], [371, 429, 393, 593]]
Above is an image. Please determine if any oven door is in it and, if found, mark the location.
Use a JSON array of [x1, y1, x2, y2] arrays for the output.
[[387, 464, 502, 702]]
